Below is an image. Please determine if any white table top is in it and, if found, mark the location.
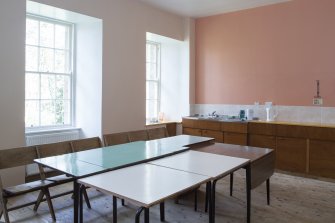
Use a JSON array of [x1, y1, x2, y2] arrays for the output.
[[78, 163, 210, 208], [149, 150, 250, 179]]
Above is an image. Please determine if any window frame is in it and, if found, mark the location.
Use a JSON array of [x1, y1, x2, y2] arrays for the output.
[[146, 41, 161, 123], [25, 14, 75, 131]]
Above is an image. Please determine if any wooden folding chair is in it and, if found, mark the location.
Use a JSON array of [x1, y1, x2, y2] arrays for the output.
[[147, 127, 169, 140], [71, 137, 102, 152], [34, 141, 91, 213], [103, 132, 130, 146], [0, 146, 56, 222], [128, 130, 149, 142]]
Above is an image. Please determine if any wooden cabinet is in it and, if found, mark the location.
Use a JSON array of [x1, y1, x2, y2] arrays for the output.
[[224, 132, 247, 146], [183, 127, 202, 136], [248, 134, 276, 149], [182, 117, 335, 179], [202, 130, 223, 143], [276, 137, 307, 173], [309, 140, 335, 178]]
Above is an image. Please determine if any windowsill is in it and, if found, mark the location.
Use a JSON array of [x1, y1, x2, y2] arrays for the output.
[[25, 126, 81, 135]]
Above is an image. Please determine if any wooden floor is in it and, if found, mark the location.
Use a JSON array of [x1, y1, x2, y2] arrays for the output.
[[2, 170, 335, 223]]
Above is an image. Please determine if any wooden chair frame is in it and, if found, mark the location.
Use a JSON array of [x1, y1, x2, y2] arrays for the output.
[[0, 146, 56, 223]]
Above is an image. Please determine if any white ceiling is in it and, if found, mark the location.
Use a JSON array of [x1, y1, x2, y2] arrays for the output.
[[138, 0, 291, 18]]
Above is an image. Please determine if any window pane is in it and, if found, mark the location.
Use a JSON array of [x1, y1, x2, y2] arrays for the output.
[[26, 19, 38, 45], [39, 47, 54, 72], [55, 50, 65, 73], [55, 24, 68, 49], [146, 100, 158, 120], [147, 44, 157, 63], [40, 21, 54, 48], [56, 75, 71, 99], [41, 74, 55, 99], [25, 100, 39, 127], [26, 46, 38, 71], [146, 81, 158, 100], [41, 100, 55, 126], [146, 63, 158, 80], [55, 100, 71, 125], [25, 73, 39, 99]]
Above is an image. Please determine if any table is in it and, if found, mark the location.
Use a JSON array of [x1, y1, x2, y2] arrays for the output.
[[78, 163, 210, 223], [195, 143, 275, 204], [34, 135, 214, 223], [149, 150, 250, 223]]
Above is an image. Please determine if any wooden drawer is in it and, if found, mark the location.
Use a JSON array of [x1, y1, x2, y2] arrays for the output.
[[309, 140, 335, 178], [307, 126, 335, 141], [224, 132, 247, 145], [276, 124, 309, 138], [182, 118, 196, 128], [183, 128, 202, 136], [248, 134, 276, 149], [276, 137, 307, 173], [202, 130, 223, 143], [195, 120, 221, 131], [248, 122, 276, 135], [222, 122, 248, 133]]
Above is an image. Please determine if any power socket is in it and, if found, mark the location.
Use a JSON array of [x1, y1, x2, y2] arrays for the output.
[[313, 97, 323, 105]]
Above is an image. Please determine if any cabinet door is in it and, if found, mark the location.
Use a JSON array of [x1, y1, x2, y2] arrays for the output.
[[183, 128, 202, 136], [248, 134, 276, 149], [224, 132, 247, 146], [276, 137, 307, 173], [202, 130, 223, 143], [309, 140, 335, 179]]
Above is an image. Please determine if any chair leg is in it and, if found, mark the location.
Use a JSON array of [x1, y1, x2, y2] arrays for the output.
[[43, 188, 56, 221], [194, 189, 198, 211], [33, 190, 45, 211], [230, 173, 234, 196], [266, 178, 270, 205], [82, 188, 91, 209], [0, 197, 10, 223]]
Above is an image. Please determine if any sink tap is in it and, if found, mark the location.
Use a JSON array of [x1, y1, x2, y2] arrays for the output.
[[211, 111, 217, 117]]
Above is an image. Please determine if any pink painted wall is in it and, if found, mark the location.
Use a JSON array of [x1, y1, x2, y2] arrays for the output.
[[195, 0, 335, 106]]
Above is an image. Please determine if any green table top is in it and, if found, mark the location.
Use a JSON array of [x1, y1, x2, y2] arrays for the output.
[[34, 135, 214, 177]]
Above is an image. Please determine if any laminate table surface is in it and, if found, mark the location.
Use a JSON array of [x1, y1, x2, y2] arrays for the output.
[[149, 150, 250, 179], [78, 163, 210, 208]]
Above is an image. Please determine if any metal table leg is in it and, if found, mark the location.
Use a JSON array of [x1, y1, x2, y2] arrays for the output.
[[73, 180, 80, 223], [246, 164, 251, 223], [113, 196, 117, 223]]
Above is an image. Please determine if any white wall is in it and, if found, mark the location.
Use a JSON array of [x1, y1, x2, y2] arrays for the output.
[[75, 18, 103, 138], [0, 0, 26, 187]]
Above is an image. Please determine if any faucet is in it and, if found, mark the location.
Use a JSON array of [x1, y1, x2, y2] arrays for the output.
[[210, 111, 217, 117]]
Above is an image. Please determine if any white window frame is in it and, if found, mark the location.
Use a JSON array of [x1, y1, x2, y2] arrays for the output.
[[146, 41, 161, 123], [25, 14, 75, 131]]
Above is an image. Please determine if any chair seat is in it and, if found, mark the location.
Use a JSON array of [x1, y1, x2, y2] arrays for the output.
[[4, 180, 54, 197], [46, 174, 73, 183]]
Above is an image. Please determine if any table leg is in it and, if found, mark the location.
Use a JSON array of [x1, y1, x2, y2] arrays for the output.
[[266, 178, 270, 205], [246, 164, 251, 223], [230, 173, 234, 196], [194, 189, 198, 211], [144, 208, 150, 223], [205, 182, 211, 213], [79, 185, 84, 223], [135, 207, 144, 223], [160, 202, 165, 222], [73, 180, 80, 223], [211, 180, 217, 223], [113, 196, 117, 223]]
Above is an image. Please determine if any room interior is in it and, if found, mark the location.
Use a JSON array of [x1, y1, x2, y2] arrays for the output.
[[0, 0, 334, 222]]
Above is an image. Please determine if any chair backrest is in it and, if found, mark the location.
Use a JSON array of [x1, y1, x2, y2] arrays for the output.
[[0, 146, 37, 170], [103, 132, 130, 146], [71, 137, 102, 152], [147, 127, 169, 140], [36, 141, 73, 158], [128, 130, 149, 142]]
